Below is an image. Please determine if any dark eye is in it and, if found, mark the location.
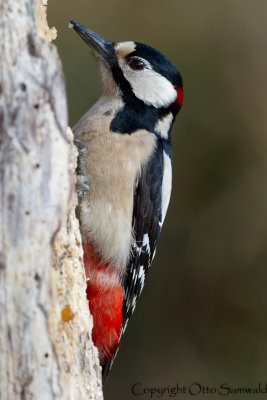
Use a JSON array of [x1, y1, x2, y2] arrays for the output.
[[128, 58, 146, 71]]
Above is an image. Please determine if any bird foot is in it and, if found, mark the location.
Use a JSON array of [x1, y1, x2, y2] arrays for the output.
[[74, 139, 90, 199]]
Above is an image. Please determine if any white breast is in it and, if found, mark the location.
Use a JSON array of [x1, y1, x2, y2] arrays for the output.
[[74, 102, 156, 276]]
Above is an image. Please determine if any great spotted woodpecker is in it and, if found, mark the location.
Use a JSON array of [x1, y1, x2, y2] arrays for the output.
[[70, 20, 183, 382]]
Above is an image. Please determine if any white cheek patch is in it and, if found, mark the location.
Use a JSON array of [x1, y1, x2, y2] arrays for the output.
[[161, 150, 172, 223], [123, 68, 177, 108], [155, 112, 173, 139]]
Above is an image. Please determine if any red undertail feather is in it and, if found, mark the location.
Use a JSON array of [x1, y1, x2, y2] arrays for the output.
[[83, 242, 123, 365]]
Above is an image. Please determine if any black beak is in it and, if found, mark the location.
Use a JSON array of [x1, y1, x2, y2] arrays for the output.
[[70, 20, 116, 67]]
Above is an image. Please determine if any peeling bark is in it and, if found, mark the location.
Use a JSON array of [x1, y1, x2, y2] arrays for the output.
[[0, 1, 103, 399]]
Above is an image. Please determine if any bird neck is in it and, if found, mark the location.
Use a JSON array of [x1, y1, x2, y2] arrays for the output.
[[110, 99, 173, 141]]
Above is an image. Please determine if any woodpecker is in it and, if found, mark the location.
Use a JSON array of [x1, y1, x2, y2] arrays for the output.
[[70, 20, 183, 382]]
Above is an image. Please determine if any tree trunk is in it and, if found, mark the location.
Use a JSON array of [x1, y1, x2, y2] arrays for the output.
[[0, 1, 103, 399]]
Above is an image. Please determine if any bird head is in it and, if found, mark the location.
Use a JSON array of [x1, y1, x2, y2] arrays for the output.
[[70, 21, 183, 113]]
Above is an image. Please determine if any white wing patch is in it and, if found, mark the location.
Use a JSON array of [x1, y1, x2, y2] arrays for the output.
[[161, 150, 172, 224], [138, 265, 146, 292], [132, 239, 142, 255], [142, 233, 151, 255], [155, 113, 173, 139]]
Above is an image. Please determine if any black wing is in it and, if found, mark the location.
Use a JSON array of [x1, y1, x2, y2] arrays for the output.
[[122, 140, 168, 330], [102, 141, 172, 382]]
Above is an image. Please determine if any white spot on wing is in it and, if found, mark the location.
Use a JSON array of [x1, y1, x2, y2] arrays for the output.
[[155, 113, 173, 139], [131, 295, 137, 312], [138, 265, 145, 291], [161, 151, 172, 224], [142, 233, 151, 255], [121, 319, 129, 335], [133, 240, 142, 255]]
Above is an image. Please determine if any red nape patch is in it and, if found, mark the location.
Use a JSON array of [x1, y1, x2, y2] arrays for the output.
[[83, 242, 124, 365], [174, 86, 184, 108]]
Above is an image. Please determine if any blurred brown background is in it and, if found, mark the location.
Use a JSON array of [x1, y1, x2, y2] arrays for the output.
[[49, 1, 267, 398]]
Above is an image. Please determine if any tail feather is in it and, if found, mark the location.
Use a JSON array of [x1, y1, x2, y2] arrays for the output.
[[102, 346, 119, 383], [102, 359, 112, 384]]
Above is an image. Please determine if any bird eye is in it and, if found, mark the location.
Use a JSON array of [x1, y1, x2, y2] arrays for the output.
[[128, 58, 146, 71]]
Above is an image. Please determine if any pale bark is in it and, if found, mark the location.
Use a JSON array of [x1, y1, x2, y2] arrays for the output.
[[0, 1, 103, 400]]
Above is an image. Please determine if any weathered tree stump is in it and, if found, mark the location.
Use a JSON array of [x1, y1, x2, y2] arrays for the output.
[[0, 1, 103, 399]]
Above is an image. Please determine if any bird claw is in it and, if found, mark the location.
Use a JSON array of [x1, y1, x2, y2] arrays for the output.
[[74, 139, 89, 199]]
